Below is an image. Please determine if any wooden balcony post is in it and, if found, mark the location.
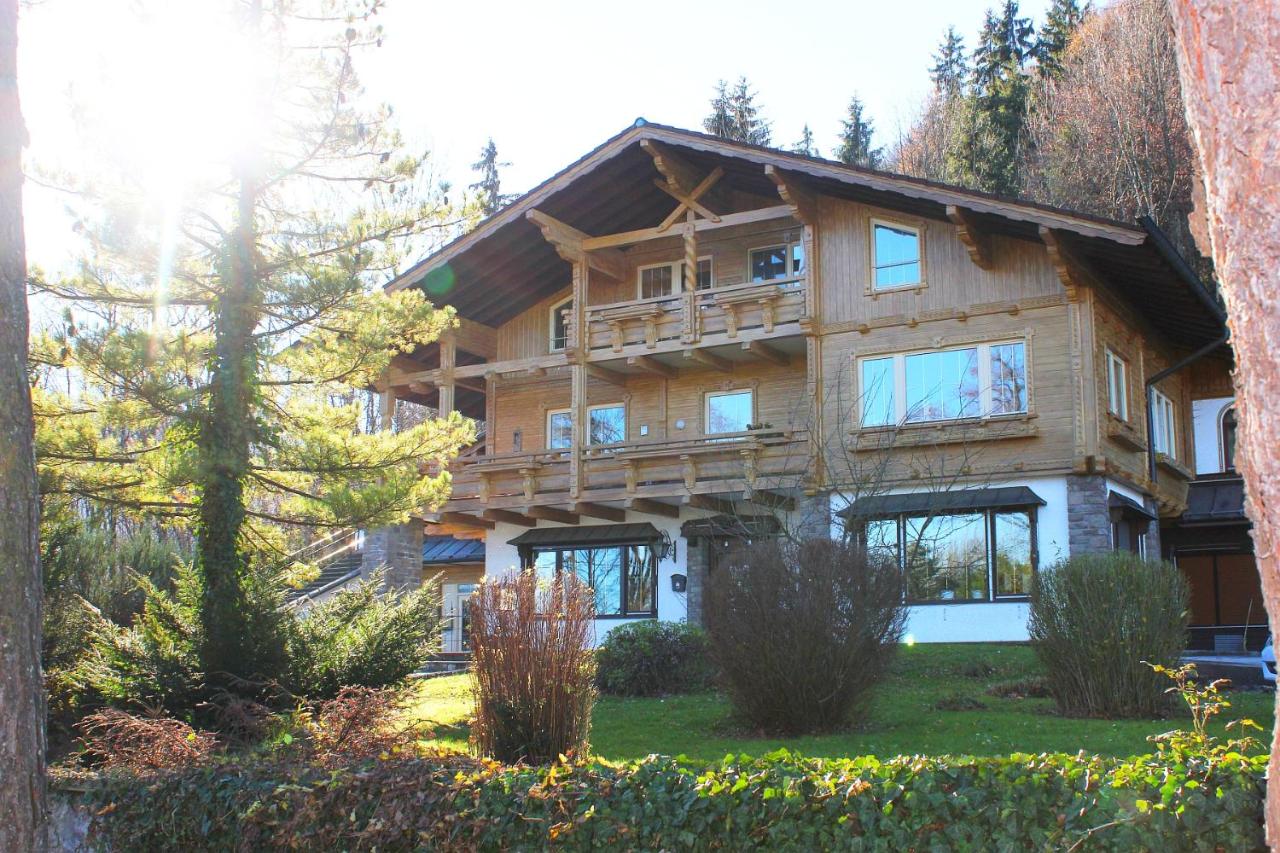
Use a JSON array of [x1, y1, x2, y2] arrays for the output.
[[682, 213, 700, 344], [438, 329, 456, 417], [380, 387, 397, 432], [570, 260, 587, 499]]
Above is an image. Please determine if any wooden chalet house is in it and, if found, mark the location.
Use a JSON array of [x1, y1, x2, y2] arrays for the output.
[[361, 121, 1255, 648]]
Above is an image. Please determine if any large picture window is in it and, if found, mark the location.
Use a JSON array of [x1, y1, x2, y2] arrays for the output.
[[859, 341, 1028, 427], [858, 507, 1036, 603], [528, 543, 657, 617]]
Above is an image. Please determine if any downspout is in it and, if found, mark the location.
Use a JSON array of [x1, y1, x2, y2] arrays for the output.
[[1136, 216, 1231, 486]]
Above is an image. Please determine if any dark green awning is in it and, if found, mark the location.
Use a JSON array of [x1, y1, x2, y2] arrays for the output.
[[836, 486, 1046, 519], [508, 522, 661, 549]]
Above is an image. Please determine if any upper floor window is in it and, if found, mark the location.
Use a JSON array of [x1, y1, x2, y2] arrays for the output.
[[705, 389, 754, 435], [1151, 389, 1176, 458], [859, 341, 1028, 427], [1221, 405, 1237, 472], [1105, 349, 1128, 420], [690, 257, 714, 290], [638, 263, 676, 299], [546, 403, 627, 450], [872, 220, 922, 290], [549, 297, 572, 352], [749, 243, 803, 283]]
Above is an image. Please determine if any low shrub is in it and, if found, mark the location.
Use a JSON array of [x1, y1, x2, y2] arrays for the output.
[[308, 685, 419, 764], [79, 745, 1266, 851], [469, 571, 596, 763], [594, 620, 715, 697], [704, 537, 906, 734], [1029, 552, 1189, 718], [76, 708, 218, 771]]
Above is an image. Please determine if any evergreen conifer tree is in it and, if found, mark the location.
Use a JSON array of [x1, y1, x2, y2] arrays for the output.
[[703, 77, 772, 146], [836, 96, 882, 168]]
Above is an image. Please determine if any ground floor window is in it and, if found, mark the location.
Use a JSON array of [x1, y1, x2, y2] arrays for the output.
[[527, 543, 657, 617], [859, 508, 1036, 603]]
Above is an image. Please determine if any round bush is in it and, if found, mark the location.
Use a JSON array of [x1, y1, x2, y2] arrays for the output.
[[1029, 551, 1189, 718], [594, 621, 715, 697]]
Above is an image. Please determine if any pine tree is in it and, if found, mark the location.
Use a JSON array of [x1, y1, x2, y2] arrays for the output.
[[1036, 0, 1090, 78], [703, 77, 772, 146], [960, 1, 1036, 195], [836, 96, 882, 169], [29, 1, 473, 687], [973, 1, 1036, 89], [792, 124, 819, 158], [469, 138, 512, 217], [930, 26, 969, 93]]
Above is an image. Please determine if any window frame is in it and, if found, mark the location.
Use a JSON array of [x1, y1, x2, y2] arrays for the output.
[[525, 543, 658, 618], [869, 217, 924, 292], [747, 242, 804, 284], [545, 402, 628, 450], [1219, 405, 1237, 473], [548, 296, 572, 353], [636, 261, 678, 300], [1150, 388, 1177, 458], [856, 339, 1030, 428], [857, 506, 1039, 605], [1106, 349, 1129, 421], [704, 388, 756, 436]]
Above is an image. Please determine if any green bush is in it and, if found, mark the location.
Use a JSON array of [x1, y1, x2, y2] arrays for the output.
[[77, 745, 1265, 851], [594, 620, 714, 697], [1029, 551, 1190, 718]]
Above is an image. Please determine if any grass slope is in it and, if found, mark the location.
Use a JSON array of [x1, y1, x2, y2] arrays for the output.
[[409, 643, 1274, 763]]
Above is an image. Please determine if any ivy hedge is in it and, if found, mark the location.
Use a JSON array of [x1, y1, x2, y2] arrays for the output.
[[76, 747, 1265, 851]]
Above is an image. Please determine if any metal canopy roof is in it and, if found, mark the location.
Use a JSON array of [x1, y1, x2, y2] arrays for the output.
[[422, 535, 486, 564], [837, 486, 1047, 519], [508, 522, 661, 549]]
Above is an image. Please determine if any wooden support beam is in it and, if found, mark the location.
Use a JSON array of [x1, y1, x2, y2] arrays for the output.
[[682, 348, 733, 373], [525, 209, 627, 280], [437, 512, 495, 530], [572, 502, 626, 522], [745, 490, 795, 511], [683, 493, 738, 515], [586, 364, 629, 386], [407, 381, 433, 396], [653, 171, 724, 230], [526, 505, 580, 525], [453, 317, 498, 359], [625, 498, 681, 519], [946, 205, 994, 270], [764, 164, 818, 225], [627, 355, 677, 378], [641, 139, 705, 194], [483, 508, 537, 527], [582, 205, 794, 251], [741, 340, 789, 366]]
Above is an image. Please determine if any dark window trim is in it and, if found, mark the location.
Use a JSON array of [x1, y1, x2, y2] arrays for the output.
[[523, 541, 658, 618], [858, 505, 1039, 606]]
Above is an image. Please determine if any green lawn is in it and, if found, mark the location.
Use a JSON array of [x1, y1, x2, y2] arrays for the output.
[[408, 644, 1275, 763]]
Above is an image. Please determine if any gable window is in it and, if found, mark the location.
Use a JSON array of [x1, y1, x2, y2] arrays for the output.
[[546, 403, 627, 450], [549, 297, 572, 352], [857, 507, 1036, 603], [529, 544, 656, 617], [872, 220, 922, 290], [705, 389, 754, 435], [1106, 349, 1128, 420], [1220, 406, 1237, 472], [859, 341, 1028, 427], [1151, 389, 1176, 458], [749, 243, 803, 283]]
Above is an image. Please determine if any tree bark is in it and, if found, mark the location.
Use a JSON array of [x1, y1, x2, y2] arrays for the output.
[[0, 0, 48, 848], [1166, 1, 1280, 845]]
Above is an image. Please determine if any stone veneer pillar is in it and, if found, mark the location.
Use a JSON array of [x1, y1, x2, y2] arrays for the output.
[[1066, 474, 1162, 559], [360, 521, 424, 592], [684, 537, 708, 627], [792, 491, 833, 540]]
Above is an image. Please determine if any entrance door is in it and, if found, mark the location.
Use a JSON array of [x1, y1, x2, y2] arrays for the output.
[[442, 583, 475, 653]]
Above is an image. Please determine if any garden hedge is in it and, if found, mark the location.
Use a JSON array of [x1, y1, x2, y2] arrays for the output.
[[76, 747, 1265, 851]]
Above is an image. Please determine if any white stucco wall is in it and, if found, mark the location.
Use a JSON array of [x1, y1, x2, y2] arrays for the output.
[[483, 514, 694, 646], [1192, 396, 1234, 476]]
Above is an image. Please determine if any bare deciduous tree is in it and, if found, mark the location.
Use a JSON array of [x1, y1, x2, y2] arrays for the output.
[[0, 0, 47, 847], [1166, 1, 1280, 844]]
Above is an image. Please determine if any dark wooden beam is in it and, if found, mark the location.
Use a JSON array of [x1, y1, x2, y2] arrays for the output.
[[483, 508, 537, 527], [946, 205, 994, 270], [741, 340, 789, 366], [627, 355, 677, 378], [526, 505, 580, 525], [682, 348, 733, 373], [572, 502, 626, 522], [745, 490, 794, 511], [625, 498, 680, 519], [586, 364, 630, 386], [683, 493, 738, 515], [437, 512, 495, 530]]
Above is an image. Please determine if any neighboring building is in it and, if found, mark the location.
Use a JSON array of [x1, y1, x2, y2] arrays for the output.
[[369, 121, 1239, 645]]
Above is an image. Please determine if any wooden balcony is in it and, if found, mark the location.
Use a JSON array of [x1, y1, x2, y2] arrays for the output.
[[440, 428, 809, 517]]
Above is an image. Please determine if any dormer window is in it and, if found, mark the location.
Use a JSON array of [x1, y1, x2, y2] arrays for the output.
[[872, 220, 922, 290], [549, 296, 572, 352]]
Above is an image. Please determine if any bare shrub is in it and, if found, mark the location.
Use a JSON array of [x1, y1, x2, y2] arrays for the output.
[[77, 708, 218, 771], [1029, 552, 1189, 718], [704, 537, 906, 735], [469, 571, 595, 764], [309, 685, 418, 763]]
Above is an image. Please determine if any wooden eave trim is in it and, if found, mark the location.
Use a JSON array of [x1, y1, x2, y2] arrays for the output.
[[946, 205, 994, 270]]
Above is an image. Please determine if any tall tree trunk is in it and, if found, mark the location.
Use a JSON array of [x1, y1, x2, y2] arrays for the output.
[[0, 0, 48, 848], [1166, 1, 1280, 845]]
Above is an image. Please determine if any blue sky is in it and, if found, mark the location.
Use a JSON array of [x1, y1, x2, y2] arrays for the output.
[[19, 0, 1054, 272]]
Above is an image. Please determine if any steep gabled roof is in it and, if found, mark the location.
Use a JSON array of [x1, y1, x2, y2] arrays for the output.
[[387, 121, 1225, 348]]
